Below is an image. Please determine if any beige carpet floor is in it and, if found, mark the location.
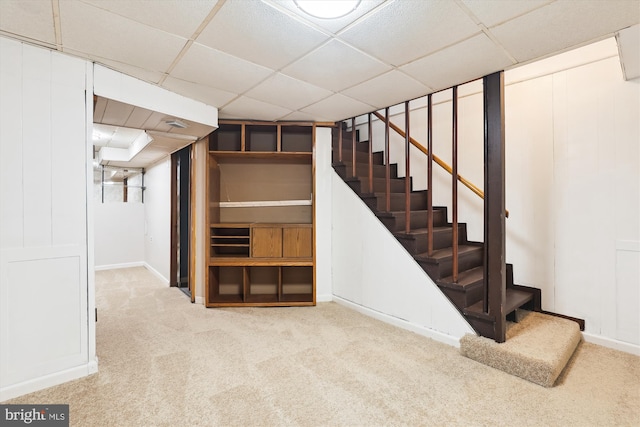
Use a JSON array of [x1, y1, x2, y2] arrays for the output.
[[5, 267, 640, 426]]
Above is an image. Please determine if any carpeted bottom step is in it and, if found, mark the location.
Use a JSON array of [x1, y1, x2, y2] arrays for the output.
[[459, 311, 582, 387]]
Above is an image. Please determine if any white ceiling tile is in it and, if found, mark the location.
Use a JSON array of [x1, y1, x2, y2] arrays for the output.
[[279, 111, 323, 122], [282, 39, 391, 92], [0, 0, 55, 46], [401, 34, 514, 93], [197, 0, 329, 70], [491, 0, 640, 63], [244, 73, 333, 111], [162, 76, 237, 108], [264, 0, 387, 34], [461, 0, 552, 28], [94, 59, 165, 84], [339, 0, 480, 66], [101, 100, 135, 126], [170, 43, 274, 94], [80, 0, 217, 39], [220, 96, 293, 121], [59, 1, 187, 72], [300, 94, 375, 122], [342, 70, 431, 109]]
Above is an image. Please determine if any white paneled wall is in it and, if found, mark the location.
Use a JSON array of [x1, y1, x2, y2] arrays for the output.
[[0, 37, 95, 400]]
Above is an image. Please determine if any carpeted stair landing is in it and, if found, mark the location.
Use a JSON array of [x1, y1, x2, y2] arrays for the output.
[[460, 311, 582, 387]]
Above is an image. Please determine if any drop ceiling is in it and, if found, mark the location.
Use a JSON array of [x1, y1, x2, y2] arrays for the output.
[[1, 0, 638, 131], [92, 96, 215, 168]]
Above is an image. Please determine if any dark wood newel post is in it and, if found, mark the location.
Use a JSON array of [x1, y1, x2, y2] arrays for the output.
[[384, 107, 391, 212], [351, 117, 356, 177], [404, 101, 411, 233], [368, 113, 373, 193], [483, 71, 507, 343]]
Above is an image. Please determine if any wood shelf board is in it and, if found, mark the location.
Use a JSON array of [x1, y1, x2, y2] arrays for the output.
[[209, 258, 313, 266], [206, 301, 315, 308], [209, 151, 312, 159]]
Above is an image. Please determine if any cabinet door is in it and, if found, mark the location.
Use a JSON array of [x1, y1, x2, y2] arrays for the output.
[[251, 227, 282, 257], [283, 227, 312, 258]]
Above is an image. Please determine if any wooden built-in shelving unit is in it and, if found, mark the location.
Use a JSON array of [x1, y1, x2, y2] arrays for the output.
[[206, 121, 316, 307]]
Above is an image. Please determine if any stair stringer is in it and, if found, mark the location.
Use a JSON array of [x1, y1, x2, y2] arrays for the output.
[[331, 173, 475, 346]]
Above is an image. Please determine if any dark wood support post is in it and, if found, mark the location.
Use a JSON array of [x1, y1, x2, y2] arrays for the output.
[[385, 107, 391, 212], [452, 86, 459, 283], [338, 122, 343, 163], [483, 71, 507, 343], [351, 117, 356, 177], [368, 113, 373, 193], [404, 101, 411, 233], [427, 95, 433, 256]]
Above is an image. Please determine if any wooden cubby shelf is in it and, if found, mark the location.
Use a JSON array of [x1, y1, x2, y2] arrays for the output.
[[206, 120, 316, 308]]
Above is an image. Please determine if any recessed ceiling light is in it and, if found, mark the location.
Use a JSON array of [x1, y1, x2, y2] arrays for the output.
[[294, 0, 361, 19]]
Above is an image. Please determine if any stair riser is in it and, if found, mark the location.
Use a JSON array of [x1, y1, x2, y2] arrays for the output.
[[417, 248, 483, 279], [334, 162, 398, 180], [439, 284, 484, 310], [362, 192, 428, 212], [396, 224, 468, 254], [348, 177, 406, 193], [379, 210, 447, 232], [333, 149, 383, 164], [332, 132, 369, 152]]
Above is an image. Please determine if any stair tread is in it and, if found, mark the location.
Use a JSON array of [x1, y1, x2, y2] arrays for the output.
[[415, 245, 482, 262], [395, 225, 464, 237], [378, 208, 445, 217], [438, 266, 484, 289]]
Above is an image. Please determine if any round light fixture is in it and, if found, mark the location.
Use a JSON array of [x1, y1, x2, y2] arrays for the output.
[[294, 0, 361, 19]]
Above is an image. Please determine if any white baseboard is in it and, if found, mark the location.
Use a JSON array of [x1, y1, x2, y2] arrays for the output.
[[95, 261, 144, 271], [582, 332, 640, 356], [316, 293, 333, 302], [0, 360, 98, 402], [195, 296, 205, 305], [332, 296, 463, 348], [143, 263, 169, 285]]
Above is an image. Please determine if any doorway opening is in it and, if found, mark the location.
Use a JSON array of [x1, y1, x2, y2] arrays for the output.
[[171, 145, 194, 300]]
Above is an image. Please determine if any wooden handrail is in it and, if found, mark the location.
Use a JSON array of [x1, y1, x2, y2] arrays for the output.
[[372, 111, 509, 218]]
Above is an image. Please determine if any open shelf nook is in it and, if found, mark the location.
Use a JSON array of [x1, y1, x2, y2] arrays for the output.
[[206, 120, 317, 307]]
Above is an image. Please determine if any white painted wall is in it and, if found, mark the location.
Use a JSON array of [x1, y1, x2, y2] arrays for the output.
[[347, 39, 639, 353], [331, 174, 476, 346], [0, 37, 96, 400], [315, 127, 333, 301], [143, 158, 172, 283], [94, 202, 145, 269]]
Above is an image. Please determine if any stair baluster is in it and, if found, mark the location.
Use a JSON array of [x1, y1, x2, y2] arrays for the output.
[[427, 94, 434, 256], [404, 101, 411, 233]]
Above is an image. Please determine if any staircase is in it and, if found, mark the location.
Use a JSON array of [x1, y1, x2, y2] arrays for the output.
[[331, 126, 541, 341]]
